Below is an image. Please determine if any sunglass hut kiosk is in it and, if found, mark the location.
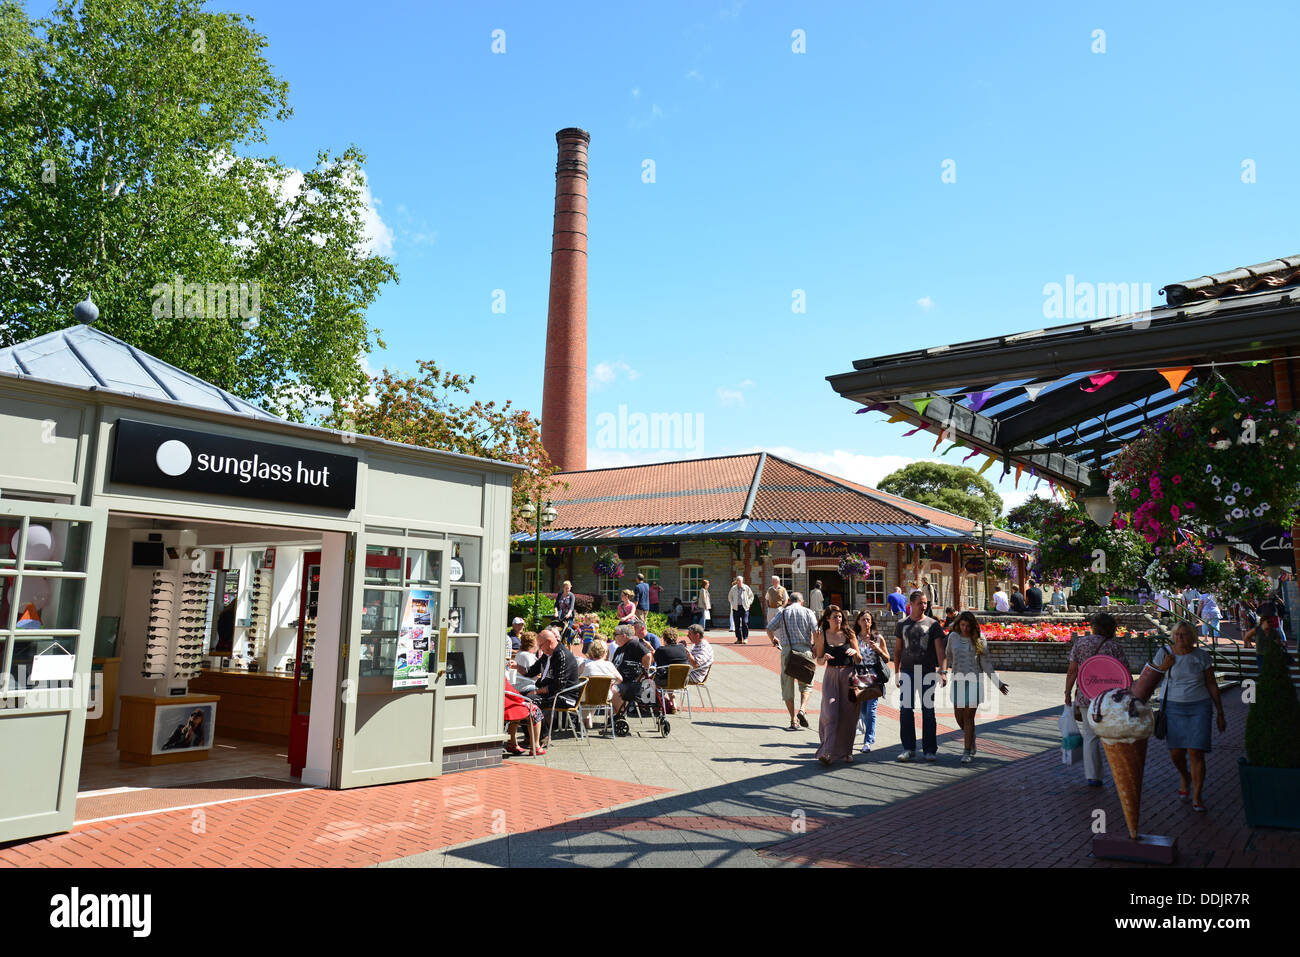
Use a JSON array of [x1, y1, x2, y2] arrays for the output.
[[0, 323, 520, 844]]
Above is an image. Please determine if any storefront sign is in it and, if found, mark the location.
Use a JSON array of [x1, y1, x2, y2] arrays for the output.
[[393, 588, 435, 689], [617, 542, 680, 559], [802, 542, 855, 558], [964, 557, 985, 573], [1248, 526, 1295, 569], [111, 419, 358, 510]]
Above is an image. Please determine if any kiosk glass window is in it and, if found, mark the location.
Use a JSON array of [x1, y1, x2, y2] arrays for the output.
[[448, 536, 480, 584], [359, 545, 445, 680]]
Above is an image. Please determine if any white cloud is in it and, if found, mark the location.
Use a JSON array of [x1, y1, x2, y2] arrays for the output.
[[917, 296, 934, 311], [266, 162, 393, 258], [590, 359, 640, 390], [717, 387, 745, 406], [686, 69, 701, 80], [631, 87, 640, 98]]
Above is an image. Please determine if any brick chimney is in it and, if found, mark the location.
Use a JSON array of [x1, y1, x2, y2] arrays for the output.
[[541, 128, 590, 473]]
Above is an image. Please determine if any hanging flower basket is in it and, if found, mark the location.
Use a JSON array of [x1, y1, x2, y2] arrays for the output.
[[1230, 560, 1273, 602], [985, 555, 1013, 579], [838, 552, 870, 578], [1109, 380, 1300, 547], [1145, 541, 1232, 592], [592, 549, 624, 578]]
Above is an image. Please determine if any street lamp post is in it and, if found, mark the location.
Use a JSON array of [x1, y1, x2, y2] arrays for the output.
[[519, 497, 557, 630], [973, 522, 991, 611]]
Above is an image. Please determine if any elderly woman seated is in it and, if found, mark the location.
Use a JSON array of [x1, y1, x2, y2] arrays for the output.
[[579, 637, 623, 729]]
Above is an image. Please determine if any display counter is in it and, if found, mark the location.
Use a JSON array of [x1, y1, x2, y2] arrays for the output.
[[119, 694, 221, 766], [188, 669, 305, 746]]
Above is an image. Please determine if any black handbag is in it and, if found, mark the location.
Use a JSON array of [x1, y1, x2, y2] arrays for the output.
[[1152, 645, 1171, 740]]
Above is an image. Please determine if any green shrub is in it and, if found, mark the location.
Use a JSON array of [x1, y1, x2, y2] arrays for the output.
[[1245, 638, 1300, 768], [507, 593, 555, 627]]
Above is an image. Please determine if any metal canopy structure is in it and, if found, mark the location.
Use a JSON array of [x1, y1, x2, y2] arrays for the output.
[[827, 256, 1300, 491]]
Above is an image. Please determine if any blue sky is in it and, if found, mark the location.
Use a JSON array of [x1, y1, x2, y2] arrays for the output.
[[27, 0, 1300, 511]]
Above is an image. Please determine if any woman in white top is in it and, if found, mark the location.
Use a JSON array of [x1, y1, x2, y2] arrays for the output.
[[944, 611, 1009, 764], [696, 580, 711, 630], [509, 633, 538, 693], [1197, 593, 1222, 638], [580, 637, 623, 728]]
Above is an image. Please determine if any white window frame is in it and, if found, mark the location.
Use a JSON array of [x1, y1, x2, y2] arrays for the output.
[[598, 574, 622, 605], [679, 565, 704, 603], [854, 568, 886, 605], [523, 567, 539, 594], [774, 564, 794, 594]]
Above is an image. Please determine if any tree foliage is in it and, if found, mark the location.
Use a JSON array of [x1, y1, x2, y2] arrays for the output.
[[878, 462, 1003, 525], [1002, 495, 1060, 538], [0, 0, 396, 419], [324, 360, 557, 527]]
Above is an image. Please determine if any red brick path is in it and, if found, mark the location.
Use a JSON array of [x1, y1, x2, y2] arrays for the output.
[[0, 764, 663, 868]]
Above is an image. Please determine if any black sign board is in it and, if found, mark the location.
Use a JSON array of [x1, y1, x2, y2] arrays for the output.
[[1247, 526, 1295, 569], [617, 542, 680, 559], [445, 651, 467, 687], [964, 557, 985, 573], [111, 419, 358, 510]]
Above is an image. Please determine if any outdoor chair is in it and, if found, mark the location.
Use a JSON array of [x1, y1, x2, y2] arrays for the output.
[[543, 678, 590, 745], [659, 663, 691, 719], [576, 675, 614, 744], [683, 664, 714, 717]]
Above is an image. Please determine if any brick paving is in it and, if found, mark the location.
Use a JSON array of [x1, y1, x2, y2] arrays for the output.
[[3, 629, 1295, 868]]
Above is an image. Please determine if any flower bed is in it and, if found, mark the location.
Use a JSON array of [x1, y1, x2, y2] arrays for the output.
[[978, 621, 1145, 644]]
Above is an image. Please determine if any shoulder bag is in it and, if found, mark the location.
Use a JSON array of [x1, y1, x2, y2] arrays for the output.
[[1152, 645, 1172, 740], [784, 646, 816, 685]]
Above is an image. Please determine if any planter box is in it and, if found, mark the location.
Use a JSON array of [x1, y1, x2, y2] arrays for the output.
[[1238, 757, 1300, 829]]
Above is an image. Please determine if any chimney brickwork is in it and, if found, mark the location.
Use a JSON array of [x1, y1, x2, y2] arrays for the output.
[[541, 128, 590, 473]]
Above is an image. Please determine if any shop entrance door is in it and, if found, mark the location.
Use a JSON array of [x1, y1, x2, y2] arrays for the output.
[[0, 501, 107, 844], [334, 535, 451, 789]]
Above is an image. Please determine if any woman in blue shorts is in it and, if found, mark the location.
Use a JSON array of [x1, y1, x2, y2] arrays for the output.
[[1152, 621, 1227, 812]]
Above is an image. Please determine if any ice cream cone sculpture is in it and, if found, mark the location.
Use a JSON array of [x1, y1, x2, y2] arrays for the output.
[[1087, 689, 1155, 841]]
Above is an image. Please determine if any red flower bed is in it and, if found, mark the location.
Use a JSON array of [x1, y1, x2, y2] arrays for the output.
[[977, 621, 1139, 643]]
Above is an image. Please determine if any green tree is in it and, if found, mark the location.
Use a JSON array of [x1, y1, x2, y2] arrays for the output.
[[1002, 494, 1066, 536], [878, 462, 1003, 525], [0, 0, 396, 420], [324, 361, 558, 528]]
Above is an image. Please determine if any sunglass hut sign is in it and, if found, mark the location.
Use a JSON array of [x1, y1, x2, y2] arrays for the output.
[[112, 419, 358, 510]]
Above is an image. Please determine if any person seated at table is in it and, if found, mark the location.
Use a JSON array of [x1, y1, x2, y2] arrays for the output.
[[992, 585, 1011, 614], [610, 624, 654, 715], [633, 618, 661, 650], [1026, 581, 1044, 615], [523, 628, 581, 745], [580, 637, 622, 728], [653, 628, 690, 713], [941, 606, 958, 630], [507, 616, 527, 651], [1010, 588, 1028, 615], [508, 633, 539, 693], [671, 597, 686, 626], [504, 677, 545, 756]]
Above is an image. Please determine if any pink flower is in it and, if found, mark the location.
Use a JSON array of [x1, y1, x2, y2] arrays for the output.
[[1130, 489, 1140, 500], [1172, 475, 1182, 484], [1170, 505, 1180, 519]]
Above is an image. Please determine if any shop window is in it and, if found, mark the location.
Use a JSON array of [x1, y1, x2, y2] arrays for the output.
[[405, 548, 442, 585], [523, 567, 539, 594], [448, 536, 481, 584], [854, 569, 886, 605], [449, 587, 478, 636], [598, 575, 622, 605], [364, 545, 402, 585], [679, 565, 704, 603]]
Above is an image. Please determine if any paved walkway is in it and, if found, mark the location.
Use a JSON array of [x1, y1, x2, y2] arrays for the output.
[[2, 629, 1296, 868]]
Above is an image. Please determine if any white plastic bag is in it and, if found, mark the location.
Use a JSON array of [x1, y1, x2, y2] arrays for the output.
[[1059, 705, 1083, 764]]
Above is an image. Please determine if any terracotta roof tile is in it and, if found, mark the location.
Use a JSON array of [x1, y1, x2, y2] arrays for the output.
[[750, 456, 920, 524], [551, 455, 759, 528]]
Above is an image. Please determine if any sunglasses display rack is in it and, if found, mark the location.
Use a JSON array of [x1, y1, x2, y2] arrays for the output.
[[244, 569, 272, 664], [143, 570, 216, 683], [301, 617, 317, 667]]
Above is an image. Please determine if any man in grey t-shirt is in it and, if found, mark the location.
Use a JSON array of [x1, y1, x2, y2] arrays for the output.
[[768, 593, 818, 730]]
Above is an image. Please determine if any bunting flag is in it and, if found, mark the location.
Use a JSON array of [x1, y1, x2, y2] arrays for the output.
[[903, 425, 926, 437], [886, 412, 909, 424], [911, 396, 933, 416], [1023, 379, 1061, 401], [1158, 366, 1193, 392], [977, 456, 997, 476], [967, 390, 993, 413], [941, 441, 963, 456], [1015, 462, 1024, 488], [1240, 359, 1271, 367], [855, 402, 890, 414], [1081, 372, 1117, 392], [962, 447, 982, 463]]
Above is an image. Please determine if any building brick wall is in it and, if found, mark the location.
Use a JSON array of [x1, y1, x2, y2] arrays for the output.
[[442, 740, 503, 774]]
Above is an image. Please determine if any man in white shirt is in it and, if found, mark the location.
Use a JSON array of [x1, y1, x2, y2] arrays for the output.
[[809, 580, 825, 616], [728, 575, 755, 644], [1155, 589, 1173, 617], [992, 585, 1011, 614], [1198, 592, 1222, 637], [684, 624, 714, 684]]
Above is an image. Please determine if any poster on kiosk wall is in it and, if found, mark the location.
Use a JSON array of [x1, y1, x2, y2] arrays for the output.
[[392, 588, 435, 689]]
